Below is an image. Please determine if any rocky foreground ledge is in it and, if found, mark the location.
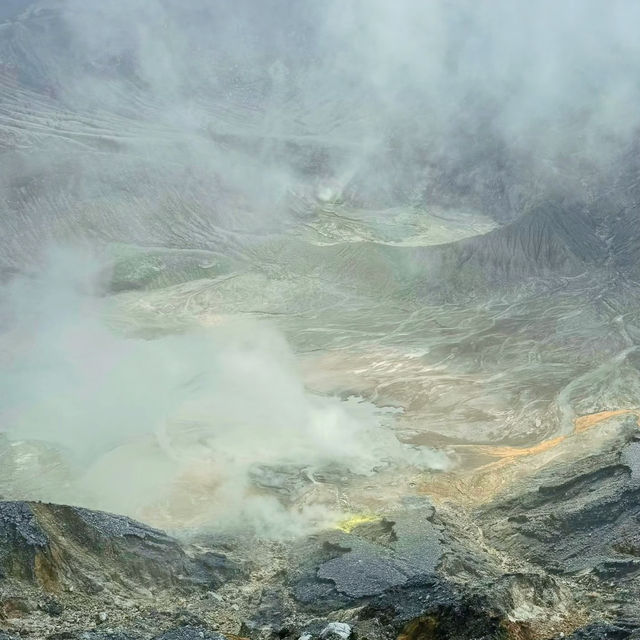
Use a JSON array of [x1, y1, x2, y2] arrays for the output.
[[3, 425, 640, 639]]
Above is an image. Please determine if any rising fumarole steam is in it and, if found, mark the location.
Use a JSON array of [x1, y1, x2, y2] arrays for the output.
[[0, 250, 447, 534]]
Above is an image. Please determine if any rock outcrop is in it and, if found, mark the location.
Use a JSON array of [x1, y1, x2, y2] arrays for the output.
[[3, 433, 640, 638]]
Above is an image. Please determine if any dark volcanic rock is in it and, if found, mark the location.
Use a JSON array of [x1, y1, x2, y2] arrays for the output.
[[481, 433, 640, 579], [318, 549, 408, 598], [56, 633, 140, 640], [290, 506, 443, 611], [39, 623, 228, 640], [475, 429, 640, 631], [40, 596, 64, 616], [0, 501, 48, 583], [192, 550, 246, 590], [0, 501, 238, 593], [565, 622, 632, 640], [395, 603, 508, 640], [284, 503, 524, 635], [5, 440, 640, 639], [153, 627, 227, 640]]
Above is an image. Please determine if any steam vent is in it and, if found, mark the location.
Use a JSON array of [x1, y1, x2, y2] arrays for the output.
[[3, 1, 640, 638]]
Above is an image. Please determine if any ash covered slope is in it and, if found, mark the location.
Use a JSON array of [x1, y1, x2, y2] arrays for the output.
[[3, 426, 640, 638], [2, 0, 639, 276], [3, 1, 640, 302]]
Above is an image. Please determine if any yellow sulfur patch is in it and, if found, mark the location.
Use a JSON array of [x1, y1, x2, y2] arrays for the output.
[[335, 513, 380, 533]]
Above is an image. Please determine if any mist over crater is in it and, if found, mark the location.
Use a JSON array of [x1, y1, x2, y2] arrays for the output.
[[2, 0, 640, 538]]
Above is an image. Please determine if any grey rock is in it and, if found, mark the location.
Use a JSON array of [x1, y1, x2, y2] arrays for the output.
[[0, 501, 48, 582], [318, 549, 407, 598], [293, 509, 442, 604], [191, 550, 246, 589], [40, 596, 64, 616], [320, 622, 351, 640], [0, 501, 240, 594], [565, 622, 632, 640], [76, 633, 140, 640], [481, 436, 640, 578], [153, 626, 227, 640], [1, 594, 35, 616]]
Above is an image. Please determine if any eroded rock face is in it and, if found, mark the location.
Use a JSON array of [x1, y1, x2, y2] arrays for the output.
[[0, 502, 48, 584], [279, 434, 640, 639], [480, 434, 640, 629], [4, 434, 640, 639], [0, 501, 247, 637], [484, 442, 640, 564], [0, 501, 241, 594]]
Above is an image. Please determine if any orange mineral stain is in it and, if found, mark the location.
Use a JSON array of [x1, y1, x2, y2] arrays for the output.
[[462, 407, 640, 463], [419, 407, 640, 505], [574, 408, 640, 433]]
